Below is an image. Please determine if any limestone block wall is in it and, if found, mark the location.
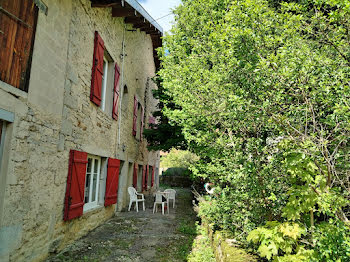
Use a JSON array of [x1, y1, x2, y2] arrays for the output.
[[0, 0, 160, 261], [0, 1, 72, 261]]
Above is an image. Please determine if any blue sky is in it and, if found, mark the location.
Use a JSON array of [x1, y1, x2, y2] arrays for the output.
[[138, 0, 182, 32]]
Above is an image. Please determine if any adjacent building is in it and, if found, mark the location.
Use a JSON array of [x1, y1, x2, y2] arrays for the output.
[[0, 0, 162, 261]]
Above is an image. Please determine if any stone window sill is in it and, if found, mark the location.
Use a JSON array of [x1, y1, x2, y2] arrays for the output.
[[0, 80, 28, 100], [83, 205, 105, 216]]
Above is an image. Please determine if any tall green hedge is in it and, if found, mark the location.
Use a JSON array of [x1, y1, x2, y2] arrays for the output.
[[159, 0, 350, 260]]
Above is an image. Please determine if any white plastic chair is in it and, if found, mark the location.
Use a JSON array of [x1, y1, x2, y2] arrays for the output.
[[128, 187, 145, 212], [165, 189, 176, 208], [153, 192, 169, 215]]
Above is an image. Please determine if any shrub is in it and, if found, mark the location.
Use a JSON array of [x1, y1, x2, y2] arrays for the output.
[[162, 167, 190, 177], [312, 222, 350, 262]]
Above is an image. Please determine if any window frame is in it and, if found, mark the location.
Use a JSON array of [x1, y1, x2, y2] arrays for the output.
[[100, 57, 108, 111], [121, 85, 129, 114], [83, 155, 102, 212]]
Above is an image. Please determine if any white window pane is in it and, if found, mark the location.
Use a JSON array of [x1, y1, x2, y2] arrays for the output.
[[84, 156, 101, 211], [94, 159, 99, 173], [87, 158, 92, 173], [88, 159, 95, 203], [91, 173, 97, 202], [101, 59, 108, 111], [85, 173, 91, 203]]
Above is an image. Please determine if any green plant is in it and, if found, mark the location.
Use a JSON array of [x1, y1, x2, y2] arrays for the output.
[[158, 0, 350, 260], [247, 221, 313, 261], [312, 222, 350, 262], [162, 167, 189, 177], [188, 224, 216, 262], [161, 149, 199, 169], [178, 220, 198, 235], [143, 76, 187, 152]]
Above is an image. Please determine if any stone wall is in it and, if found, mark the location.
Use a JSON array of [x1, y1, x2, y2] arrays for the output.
[[0, 0, 160, 261]]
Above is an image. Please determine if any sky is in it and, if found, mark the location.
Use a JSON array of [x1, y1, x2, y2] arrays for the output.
[[138, 0, 182, 32]]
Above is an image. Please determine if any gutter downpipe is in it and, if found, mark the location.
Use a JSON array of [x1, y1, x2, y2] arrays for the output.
[[117, 24, 126, 147]]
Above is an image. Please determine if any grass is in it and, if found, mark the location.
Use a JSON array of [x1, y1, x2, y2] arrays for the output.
[[187, 224, 216, 262], [177, 220, 198, 236]]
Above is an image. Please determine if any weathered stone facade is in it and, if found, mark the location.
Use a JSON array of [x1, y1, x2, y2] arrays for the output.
[[0, 1, 160, 261]]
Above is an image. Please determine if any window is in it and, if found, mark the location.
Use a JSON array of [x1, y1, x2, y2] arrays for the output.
[[122, 85, 129, 113], [101, 57, 108, 111], [84, 155, 101, 211], [100, 53, 115, 114], [90, 31, 120, 119], [132, 97, 144, 140], [0, 0, 38, 91], [64, 150, 121, 221]]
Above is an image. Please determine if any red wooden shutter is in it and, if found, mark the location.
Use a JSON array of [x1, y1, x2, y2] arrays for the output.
[[151, 165, 155, 187], [64, 150, 88, 221], [90, 31, 104, 106], [132, 96, 138, 136], [112, 64, 121, 120], [142, 165, 146, 191], [140, 105, 144, 140], [133, 163, 138, 189], [104, 158, 121, 206]]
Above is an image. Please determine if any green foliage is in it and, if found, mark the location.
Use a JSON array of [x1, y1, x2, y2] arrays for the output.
[[161, 149, 199, 169], [160, 0, 350, 260], [162, 167, 190, 177], [247, 221, 313, 261], [187, 224, 216, 262], [312, 222, 350, 262], [178, 220, 198, 235], [197, 191, 273, 239], [143, 77, 187, 151]]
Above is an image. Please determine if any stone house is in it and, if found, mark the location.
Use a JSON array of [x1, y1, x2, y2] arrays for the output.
[[0, 0, 162, 261]]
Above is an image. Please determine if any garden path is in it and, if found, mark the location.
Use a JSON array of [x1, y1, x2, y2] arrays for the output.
[[46, 188, 197, 262]]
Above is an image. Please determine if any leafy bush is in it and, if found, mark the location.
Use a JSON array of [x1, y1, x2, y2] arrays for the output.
[[162, 167, 190, 177], [312, 222, 350, 262], [198, 193, 267, 239], [159, 0, 350, 260], [178, 220, 198, 235], [161, 149, 199, 169], [247, 221, 313, 261], [188, 224, 216, 262]]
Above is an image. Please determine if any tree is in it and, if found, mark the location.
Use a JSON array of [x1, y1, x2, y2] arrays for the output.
[[143, 77, 187, 151], [159, 0, 350, 260], [161, 149, 199, 169]]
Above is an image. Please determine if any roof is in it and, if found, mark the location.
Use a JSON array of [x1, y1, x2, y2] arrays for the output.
[[90, 0, 163, 69], [123, 0, 163, 33]]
